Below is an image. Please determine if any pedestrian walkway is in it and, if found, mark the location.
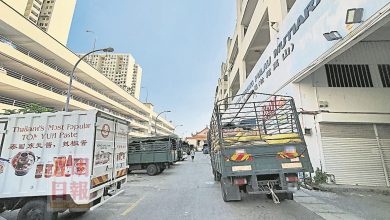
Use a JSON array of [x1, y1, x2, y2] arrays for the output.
[[295, 189, 363, 220], [319, 184, 390, 195]]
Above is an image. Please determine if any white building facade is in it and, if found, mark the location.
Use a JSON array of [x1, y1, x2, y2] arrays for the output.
[[217, 0, 390, 187], [82, 53, 143, 99]]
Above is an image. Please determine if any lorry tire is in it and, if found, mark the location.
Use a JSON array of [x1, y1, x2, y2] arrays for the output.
[[213, 170, 221, 182], [220, 178, 241, 202], [216, 172, 221, 181], [213, 170, 218, 181], [146, 164, 158, 176], [17, 199, 58, 220], [286, 192, 294, 200]]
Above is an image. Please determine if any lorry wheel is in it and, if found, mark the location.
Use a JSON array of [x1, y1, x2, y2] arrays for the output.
[[216, 172, 221, 181], [17, 199, 58, 220], [213, 170, 218, 181], [146, 164, 158, 176], [213, 170, 221, 182], [286, 192, 294, 200], [220, 178, 241, 202], [220, 180, 229, 202]]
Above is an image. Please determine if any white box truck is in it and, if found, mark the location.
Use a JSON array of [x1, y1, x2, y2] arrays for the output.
[[0, 110, 130, 219]]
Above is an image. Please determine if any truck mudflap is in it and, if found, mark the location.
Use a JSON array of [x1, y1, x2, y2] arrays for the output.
[[220, 177, 241, 202]]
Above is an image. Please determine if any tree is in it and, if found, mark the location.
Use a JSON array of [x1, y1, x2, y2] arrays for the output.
[[19, 103, 54, 114], [1, 109, 19, 115], [1, 103, 55, 115]]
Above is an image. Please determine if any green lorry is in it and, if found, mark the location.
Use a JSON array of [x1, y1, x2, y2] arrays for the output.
[[210, 92, 313, 202], [128, 135, 179, 175]]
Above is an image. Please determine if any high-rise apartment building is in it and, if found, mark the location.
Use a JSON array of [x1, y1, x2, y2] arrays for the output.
[[82, 53, 143, 99], [2, 0, 77, 44]]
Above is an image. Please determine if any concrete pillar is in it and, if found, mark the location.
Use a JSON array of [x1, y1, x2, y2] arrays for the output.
[[267, 0, 288, 39]]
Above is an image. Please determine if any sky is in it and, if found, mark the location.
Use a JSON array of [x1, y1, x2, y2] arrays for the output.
[[67, 0, 236, 137]]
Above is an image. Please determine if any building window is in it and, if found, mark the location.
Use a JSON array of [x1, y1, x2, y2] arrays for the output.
[[33, 4, 41, 10], [29, 16, 37, 23], [31, 10, 39, 17], [378, 64, 390, 87], [325, 64, 373, 87]]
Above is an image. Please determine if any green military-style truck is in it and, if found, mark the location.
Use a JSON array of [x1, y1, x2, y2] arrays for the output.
[[128, 135, 179, 175]]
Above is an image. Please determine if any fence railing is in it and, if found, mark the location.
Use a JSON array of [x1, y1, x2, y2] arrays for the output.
[[0, 35, 149, 119], [1, 67, 152, 126]]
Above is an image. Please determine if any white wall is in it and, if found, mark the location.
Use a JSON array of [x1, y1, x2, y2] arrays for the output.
[[2, 0, 27, 14], [290, 41, 390, 171], [313, 41, 390, 114], [47, 0, 77, 45]]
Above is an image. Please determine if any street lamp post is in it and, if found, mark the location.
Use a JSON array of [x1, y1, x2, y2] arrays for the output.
[[86, 30, 96, 51], [154, 110, 171, 136], [64, 47, 114, 112], [141, 86, 149, 103], [172, 124, 183, 134]]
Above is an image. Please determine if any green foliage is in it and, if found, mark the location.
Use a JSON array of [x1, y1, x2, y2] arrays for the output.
[[313, 168, 328, 184], [2, 109, 19, 115], [1, 103, 55, 115], [19, 103, 54, 113]]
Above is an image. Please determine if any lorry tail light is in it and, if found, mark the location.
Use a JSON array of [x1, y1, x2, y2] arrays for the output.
[[286, 175, 298, 182], [233, 178, 247, 185]]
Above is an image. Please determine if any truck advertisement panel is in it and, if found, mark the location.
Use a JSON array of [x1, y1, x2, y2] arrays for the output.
[[0, 111, 96, 204], [114, 121, 129, 179], [92, 115, 115, 186]]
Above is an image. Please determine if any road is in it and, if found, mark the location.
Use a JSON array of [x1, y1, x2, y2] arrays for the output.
[[2, 152, 390, 220]]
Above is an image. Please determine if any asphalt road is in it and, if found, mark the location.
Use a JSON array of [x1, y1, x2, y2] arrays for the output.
[[3, 152, 390, 220]]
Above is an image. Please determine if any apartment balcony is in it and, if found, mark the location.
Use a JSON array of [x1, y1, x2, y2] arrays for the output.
[[0, 70, 92, 111], [242, 3, 271, 78], [0, 95, 29, 110], [0, 68, 157, 131], [240, 0, 258, 31]]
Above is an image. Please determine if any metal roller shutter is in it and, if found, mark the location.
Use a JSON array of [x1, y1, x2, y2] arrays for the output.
[[320, 123, 387, 187], [377, 124, 390, 186]]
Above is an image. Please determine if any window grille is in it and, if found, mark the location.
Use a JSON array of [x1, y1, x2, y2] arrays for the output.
[[325, 64, 373, 87]]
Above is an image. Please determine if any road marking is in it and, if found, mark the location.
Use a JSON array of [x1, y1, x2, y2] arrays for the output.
[[120, 196, 144, 216]]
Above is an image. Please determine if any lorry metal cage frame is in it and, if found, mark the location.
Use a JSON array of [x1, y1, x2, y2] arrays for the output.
[[210, 91, 306, 150]]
